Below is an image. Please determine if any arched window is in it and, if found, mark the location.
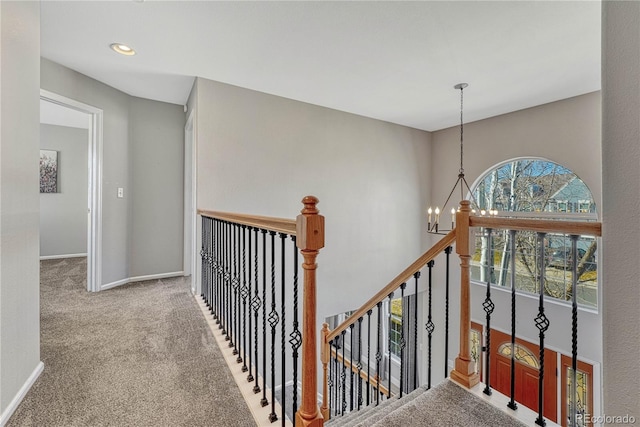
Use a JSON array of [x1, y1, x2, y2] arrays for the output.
[[470, 159, 598, 308], [498, 342, 539, 368]]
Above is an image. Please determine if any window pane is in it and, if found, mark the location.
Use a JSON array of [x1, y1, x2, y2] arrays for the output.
[[471, 159, 598, 308]]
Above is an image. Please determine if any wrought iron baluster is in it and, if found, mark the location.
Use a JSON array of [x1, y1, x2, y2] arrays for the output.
[[375, 301, 382, 405], [341, 330, 347, 415], [387, 292, 394, 399], [241, 225, 248, 371], [207, 219, 216, 318], [268, 230, 278, 423], [235, 224, 242, 362], [444, 246, 452, 378], [247, 227, 254, 382], [215, 219, 221, 324], [366, 309, 372, 406], [357, 317, 363, 410], [333, 340, 338, 417], [252, 227, 261, 392], [570, 234, 579, 427], [350, 323, 355, 412], [507, 230, 518, 411], [279, 232, 287, 427], [399, 283, 406, 397], [200, 216, 206, 300], [328, 339, 334, 417], [426, 261, 435, 390], [232, 224, 239, 354], [534, 232, 549, 427], [483, 228, 495, 396], [260, 229, 268, 407], [224, 221, 231, 338], [413, 271, 420, 391], [289, 235, 301, 424]]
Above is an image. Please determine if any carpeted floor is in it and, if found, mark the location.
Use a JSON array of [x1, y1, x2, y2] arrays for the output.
[[8, 258, 255, 427]]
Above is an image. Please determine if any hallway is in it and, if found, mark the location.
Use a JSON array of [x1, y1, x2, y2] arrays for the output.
[[8, 258, 254, 426]]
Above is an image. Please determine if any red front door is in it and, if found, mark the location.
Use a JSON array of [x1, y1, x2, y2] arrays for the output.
[[490, 329, 557, 423]]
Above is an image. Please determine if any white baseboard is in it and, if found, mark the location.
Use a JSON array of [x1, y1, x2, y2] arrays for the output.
[[40, 253, 87, 260], [0, 361, 44, 427], [100, 271, 184, 291]]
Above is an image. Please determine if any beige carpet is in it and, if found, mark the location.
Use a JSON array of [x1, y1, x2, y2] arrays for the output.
[[8, 258, 255, 427]]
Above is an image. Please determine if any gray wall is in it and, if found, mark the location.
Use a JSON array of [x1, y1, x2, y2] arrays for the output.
[[129, 96, 184, 277], [0, 0, 41, 416], [602, 1, 640, 418], [39, 124, 88, 258], [192, 77, 432, 322], [40, 59, 186, 286], [428, 93, 604, 407], [41, 58, 131, 286]]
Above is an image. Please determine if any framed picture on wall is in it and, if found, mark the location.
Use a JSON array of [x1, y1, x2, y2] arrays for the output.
[[40, 149, 58, 193]]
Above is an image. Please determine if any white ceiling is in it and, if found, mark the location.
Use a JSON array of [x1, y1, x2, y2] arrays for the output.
[[40, 1, 601, 131]]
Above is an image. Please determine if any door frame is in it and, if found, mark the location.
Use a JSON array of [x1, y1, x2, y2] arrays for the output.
[[183, 107, 197, 294], [40, 89, 103, 292]]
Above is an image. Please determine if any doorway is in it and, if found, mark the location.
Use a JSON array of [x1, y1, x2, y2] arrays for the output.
[[39, 90, 103, 292], [184, 108, 197, 294]]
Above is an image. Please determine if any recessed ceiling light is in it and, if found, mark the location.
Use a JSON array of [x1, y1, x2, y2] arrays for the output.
[[110, 43, 136, 56]]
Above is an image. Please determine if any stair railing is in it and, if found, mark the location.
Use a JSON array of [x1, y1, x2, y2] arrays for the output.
[[198, 196, 324, 427], [320, 229, 457, 421]]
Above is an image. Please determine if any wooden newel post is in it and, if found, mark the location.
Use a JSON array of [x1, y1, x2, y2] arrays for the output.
[[450, 200, 480, 388], [295, 196, 325, 427]]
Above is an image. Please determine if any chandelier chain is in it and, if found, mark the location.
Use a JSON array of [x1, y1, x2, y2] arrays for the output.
[[459, 85, 464, 176]]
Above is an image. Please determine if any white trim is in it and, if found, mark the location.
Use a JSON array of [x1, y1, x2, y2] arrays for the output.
[[39, 90, 103, 293], [40, 253, 87, 260], [100, 271, 185, 291], [0, 362, 44, 427], [195, 295, 293, 427]]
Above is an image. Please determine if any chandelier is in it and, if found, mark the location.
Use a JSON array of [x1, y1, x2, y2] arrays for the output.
[[426, 83, 496, 235]]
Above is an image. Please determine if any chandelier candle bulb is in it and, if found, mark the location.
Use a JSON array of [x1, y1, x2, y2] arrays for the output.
[[428, 207, 433, 230], [435, 207, 440, 232]]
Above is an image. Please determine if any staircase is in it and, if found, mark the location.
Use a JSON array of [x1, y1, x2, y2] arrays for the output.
[[198, 196, 601, 427], [326, 380, 526, 427]]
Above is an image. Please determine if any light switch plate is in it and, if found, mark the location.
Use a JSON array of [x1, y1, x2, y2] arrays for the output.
[[117, 187, 124, 198]]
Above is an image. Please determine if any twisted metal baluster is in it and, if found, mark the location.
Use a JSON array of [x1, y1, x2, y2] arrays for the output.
[[224, 221, 231, 338], [507, 230, 518, 411], [375, 301, 382, 405], [570, 234, 580, 427], [426, 261, 435, 390], [251, 227, 261, 391], [241, 226, 248, 371], [235, 225, 242, 362], [350, 323, 355, 412], [289, 235, 302, 424], [200, 216, 206, 300], [399, 282, 406, 397], [260, 229, 268, 407], [328, 339, 334, 417], [483, 228, 495, 396], [387, 292, 394, 399], [231, 223, 238, 351], [413, 272, 420, 391], [279, 232, 287, 427], [366, 309, 372, 406], [247, 227, 254, 381], [341, 330, 347, 416], [215, 219, 221, 324], [534, 232, 549, 427], [444, 246, 452, 378], [357, 317, 363, 410], [268, 231, 278, 423]]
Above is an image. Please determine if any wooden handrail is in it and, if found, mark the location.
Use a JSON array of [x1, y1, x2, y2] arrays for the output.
[[198, 209, 297, 235], [470, 216, 602, 236], [326, 229, 456, 342], [330, 347, 391, 397]]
